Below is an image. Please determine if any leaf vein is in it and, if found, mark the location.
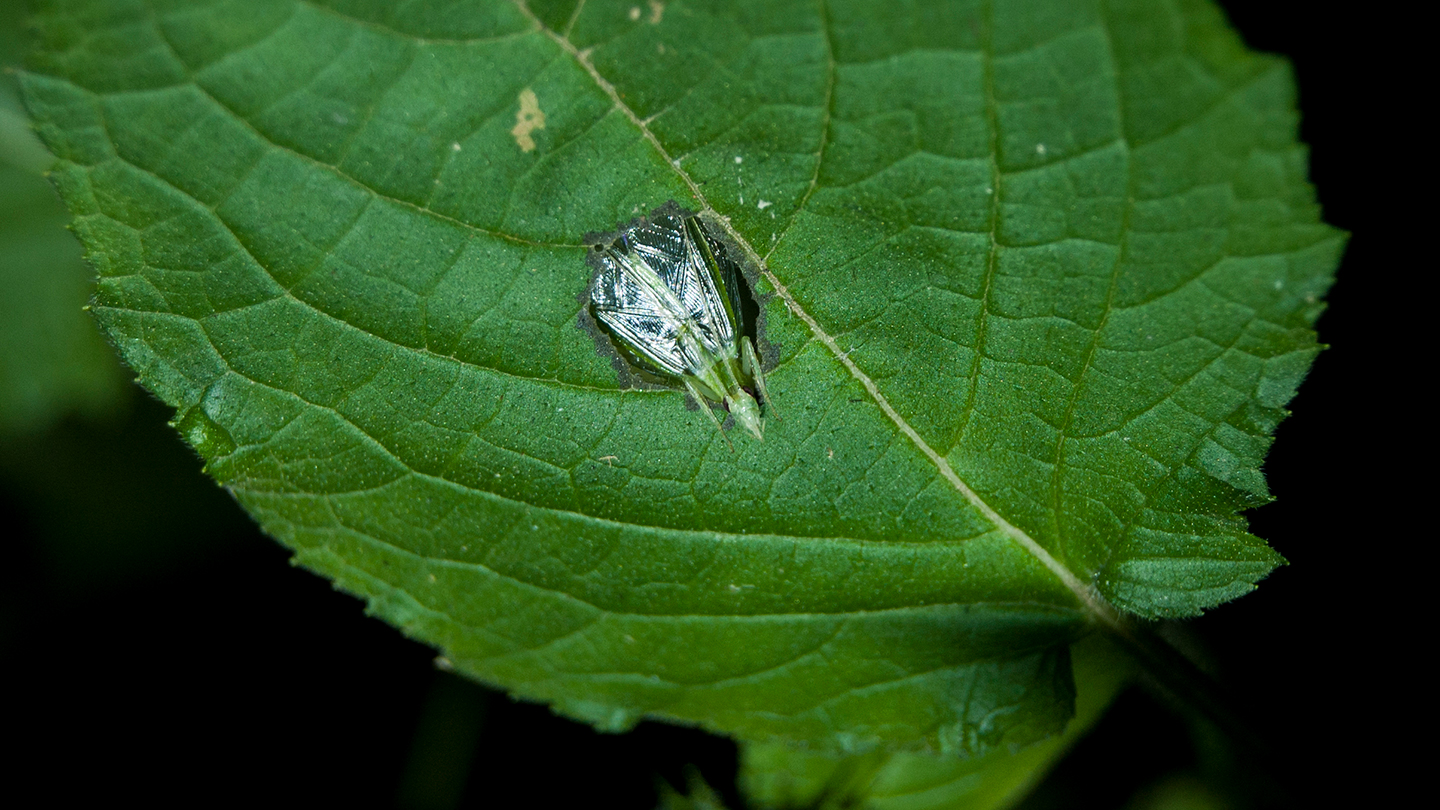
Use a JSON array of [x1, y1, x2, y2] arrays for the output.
[[511, 0, 1111, 626]]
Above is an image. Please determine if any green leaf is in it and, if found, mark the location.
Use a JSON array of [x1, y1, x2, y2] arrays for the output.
[[20, 0, 1339, 765], [740, 634, 1134, 809], [659, 767, 734, 810], [0, 0, 124, 435]]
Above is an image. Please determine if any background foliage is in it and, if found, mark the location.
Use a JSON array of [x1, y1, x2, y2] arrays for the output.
[[2, 0, 1393, 801]]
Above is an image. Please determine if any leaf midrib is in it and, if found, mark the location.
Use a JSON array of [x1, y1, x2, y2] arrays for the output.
[[62, 0, 1108, 624], [513, 0, 1117, 627]]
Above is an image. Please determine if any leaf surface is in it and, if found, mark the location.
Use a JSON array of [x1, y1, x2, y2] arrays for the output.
[[22, 0, 1339, 756], [740, 635, 1134, 810]]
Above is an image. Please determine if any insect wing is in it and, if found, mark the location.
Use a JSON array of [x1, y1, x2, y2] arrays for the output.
[[590, 247, 690, 377], [590, 211, 741, 375], [691, 217, 747, 339], [679, 222, 737, 354], [623, 212, 734, 356]]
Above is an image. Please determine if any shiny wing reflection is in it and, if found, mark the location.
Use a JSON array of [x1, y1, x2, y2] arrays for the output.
[[589, 211, 736, 378]]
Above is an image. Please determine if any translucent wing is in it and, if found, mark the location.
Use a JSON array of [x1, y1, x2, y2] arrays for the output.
[[589, 211, 738, 378], [623, 212, 734, 354], [589, 248, 691, 376], [697, 221, 747, 335]]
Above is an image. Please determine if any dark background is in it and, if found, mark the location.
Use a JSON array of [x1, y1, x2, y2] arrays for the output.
[[0, 2, 1402, 807]]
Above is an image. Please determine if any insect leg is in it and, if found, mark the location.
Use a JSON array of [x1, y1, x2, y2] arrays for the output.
[[684, 377, 735, 453], [741, 337, 780, 421]]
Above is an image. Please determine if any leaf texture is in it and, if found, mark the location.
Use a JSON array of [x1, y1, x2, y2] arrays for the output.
[[21, 0, 1339, 754]]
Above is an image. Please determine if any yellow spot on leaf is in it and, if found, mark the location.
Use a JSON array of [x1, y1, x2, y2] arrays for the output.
[[648, 0, 664, 24], [511, 88, 546, 153], [629, 6, 641, 21]]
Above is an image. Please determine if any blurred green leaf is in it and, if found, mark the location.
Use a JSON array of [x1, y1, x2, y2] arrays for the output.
[[0, 0, 123, 436], [1, 1, 241, 594], [0, 395, 256, 588], [396, 671, 489, 810], [20, 0, 1338, 786], [658, 767, 733, 810], [0, 160, 124, 434], [0, 1, 53, 175]]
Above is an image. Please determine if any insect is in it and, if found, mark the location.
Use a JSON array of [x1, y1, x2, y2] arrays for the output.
[[585, 203, 777, 448]]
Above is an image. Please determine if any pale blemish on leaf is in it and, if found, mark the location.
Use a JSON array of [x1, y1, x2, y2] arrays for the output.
[[511, 89, 546, 153], [648, 0, 664, 24], [628, 6, 641, 21]]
